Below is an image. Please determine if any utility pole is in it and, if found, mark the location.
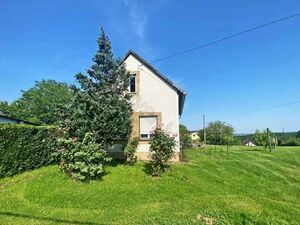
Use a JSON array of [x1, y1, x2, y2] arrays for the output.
[[266, 128, 272, 152], [203, 115, 206, 147]]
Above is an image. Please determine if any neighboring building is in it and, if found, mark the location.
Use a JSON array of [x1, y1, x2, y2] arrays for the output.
[[189, 130, 200, 141], [122, 50, 186, 161], [244, 140, 256, 147], [0, 114, 34, 125]]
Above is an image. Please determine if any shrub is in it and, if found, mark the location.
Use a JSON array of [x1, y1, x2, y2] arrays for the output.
[[124, 137, 139, 165], [179, 124, 192, 149], [0, 124, 58, 177], [278, 136, 300, 146], [149, 127, 176, 176], [58, 133, 111, 181]]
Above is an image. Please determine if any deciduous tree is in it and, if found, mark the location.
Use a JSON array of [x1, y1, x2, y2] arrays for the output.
[[198, 121, 234, 145], [179, 124, 192, 148], [0, 80, 73, 124]]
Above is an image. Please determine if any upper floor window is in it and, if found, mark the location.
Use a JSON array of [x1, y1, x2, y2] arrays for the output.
[[129, 75, 136, 93]]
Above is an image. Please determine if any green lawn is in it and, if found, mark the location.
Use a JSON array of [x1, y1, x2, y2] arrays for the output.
[[0, 146, 299, 225]]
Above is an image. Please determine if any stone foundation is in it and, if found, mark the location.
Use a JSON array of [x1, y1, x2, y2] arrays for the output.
[[135, 151, 181, 162], [108, 150, 181, 162]]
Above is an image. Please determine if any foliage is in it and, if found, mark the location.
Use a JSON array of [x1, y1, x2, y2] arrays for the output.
[[124, 137, 139, 165], [0, 101, 10, 115], [58, 133, 111, 181], [198, 121, 234, 145], [149, 127, 176, 176], [254, 129, 267, 146], [0, 80, 74, 125], [237, 131, 299, 146], [179, 124, 192, 149], [63, 28, 132, 146], [0, 124, 57, 177], [278, 136, 300, 146], [296, 130, 300, 139], [254, 129, 278, 150], [226, 135, 241, 145]]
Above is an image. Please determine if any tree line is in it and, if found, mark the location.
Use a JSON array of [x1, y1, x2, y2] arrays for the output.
[[180, 122, 300, 148]]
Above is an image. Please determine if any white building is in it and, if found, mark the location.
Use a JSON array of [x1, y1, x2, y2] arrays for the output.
[[123, 50, 186, 161], [244, 141, 256, 147]]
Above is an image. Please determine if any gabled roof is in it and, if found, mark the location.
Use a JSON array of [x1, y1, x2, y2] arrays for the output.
[[123, 50, 186, 116]]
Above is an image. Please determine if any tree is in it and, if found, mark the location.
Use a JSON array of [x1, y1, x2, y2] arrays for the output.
[[255, 129, 277, 149], [0, 101, 10, 115], [198, 121, 234, 145], [297, 130, 300, 139], [0, 80, 74, 124], [65, 28, 132, 145], [179, 124, 192, 149], [254, 129, 267, 146]]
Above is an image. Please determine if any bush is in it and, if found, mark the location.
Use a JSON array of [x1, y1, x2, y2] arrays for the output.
[[149, 127, 176, 176], [124, 137, 139, 165], [278, 136, 300, 146], [58, 133, 111, 181], [179, 124, 192, 149], [0, 124, 58, 177]]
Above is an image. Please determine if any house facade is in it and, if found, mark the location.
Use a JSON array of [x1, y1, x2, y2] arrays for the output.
[[123, 50, 186, 161], [189, 130, 200, 141]]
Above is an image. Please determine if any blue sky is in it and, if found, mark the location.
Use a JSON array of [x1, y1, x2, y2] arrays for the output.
[[1, 0, 300, 133]]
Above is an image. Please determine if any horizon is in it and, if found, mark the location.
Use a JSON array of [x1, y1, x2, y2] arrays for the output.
[[1, 0, 300, 133]]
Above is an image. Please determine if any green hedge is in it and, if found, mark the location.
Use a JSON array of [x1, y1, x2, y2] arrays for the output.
[[0, 124, 58, 177]]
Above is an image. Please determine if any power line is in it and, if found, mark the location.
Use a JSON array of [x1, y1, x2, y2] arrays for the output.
[[150, 12, 300, 64], [209, 101, 300, 118]]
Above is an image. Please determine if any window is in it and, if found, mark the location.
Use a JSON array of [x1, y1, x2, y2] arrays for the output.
[[139, 116, 157, 140], [129, 75, 136, 93]]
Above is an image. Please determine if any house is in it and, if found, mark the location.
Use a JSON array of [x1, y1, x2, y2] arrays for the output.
[[189, 130, 200, 141], [122, 50, 186, 161], [244, 140, 256, 147], [0, 113, 34, 125]]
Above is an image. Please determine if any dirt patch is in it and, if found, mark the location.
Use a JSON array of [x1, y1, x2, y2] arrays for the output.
[[197, 214, 214, 225]]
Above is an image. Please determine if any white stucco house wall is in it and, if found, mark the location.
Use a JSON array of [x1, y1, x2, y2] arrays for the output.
[[123, 50, 186, 161]]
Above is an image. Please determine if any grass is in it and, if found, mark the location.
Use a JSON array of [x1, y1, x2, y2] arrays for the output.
[[0, 146, 299, 225]]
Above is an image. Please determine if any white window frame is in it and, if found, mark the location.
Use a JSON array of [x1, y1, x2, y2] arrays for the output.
[[139, 115, 157, 140], [128, 74, 136, 93]]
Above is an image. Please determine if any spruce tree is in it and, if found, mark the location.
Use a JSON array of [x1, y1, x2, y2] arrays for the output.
[[67, 28, 132, 146]]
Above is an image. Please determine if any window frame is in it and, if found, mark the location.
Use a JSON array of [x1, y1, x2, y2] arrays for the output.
[[139, 115, 158, 140], [128, 74, 136, 93], [127, 71, 140, 95]]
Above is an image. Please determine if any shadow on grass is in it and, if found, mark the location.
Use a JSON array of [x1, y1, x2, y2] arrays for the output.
[[142, 162, 153, 175], [241, 148, 264, 152], [0, 211, 105, 225], [142, 162, 171, 176], [108, 159, 125, 167]]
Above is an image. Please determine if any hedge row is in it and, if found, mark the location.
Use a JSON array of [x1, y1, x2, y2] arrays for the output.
[[0, 124, 58, 177]]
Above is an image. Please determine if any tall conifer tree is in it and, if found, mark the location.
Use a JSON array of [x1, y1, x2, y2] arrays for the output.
[[67, 28, 132, 145]]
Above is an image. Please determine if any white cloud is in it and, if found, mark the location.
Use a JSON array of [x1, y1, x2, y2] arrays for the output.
[[122, 0, 148, 39]]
